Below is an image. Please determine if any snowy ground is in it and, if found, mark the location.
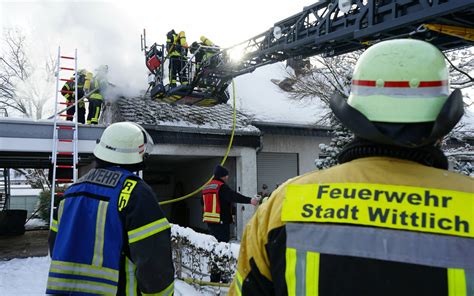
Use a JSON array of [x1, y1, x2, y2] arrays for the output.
[[0, 256, 228, 296]]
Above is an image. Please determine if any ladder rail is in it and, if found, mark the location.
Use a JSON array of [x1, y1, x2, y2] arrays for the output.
[[50, 46, 61, 226], [50, 46, 79, 226]]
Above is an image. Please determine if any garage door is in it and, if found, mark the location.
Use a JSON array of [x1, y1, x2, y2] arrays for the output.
[[257, 152, 298, 197]]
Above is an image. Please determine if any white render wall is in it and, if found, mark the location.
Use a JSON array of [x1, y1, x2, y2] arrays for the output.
[[260, 134, 331, 175]]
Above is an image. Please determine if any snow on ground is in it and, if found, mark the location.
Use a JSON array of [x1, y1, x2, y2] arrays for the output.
[[234, 62, 326, 125], [24, 218, 48, 230], [0, 256, 221, 296]]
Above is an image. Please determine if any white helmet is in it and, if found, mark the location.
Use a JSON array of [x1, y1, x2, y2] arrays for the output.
[[93, 122, 153, 165]]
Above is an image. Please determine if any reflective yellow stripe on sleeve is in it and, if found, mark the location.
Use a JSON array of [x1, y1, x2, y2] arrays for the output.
[[235, 270, 243, 296], [141, 281, 174, 296], [51, 219, 58, 232], [128, 218, 170, 244], [448, 268, 467, 296], [125, 257, 137, 296]]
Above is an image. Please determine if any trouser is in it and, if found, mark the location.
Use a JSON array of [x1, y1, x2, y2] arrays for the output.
[[66, 100, 85, 124], [207, 223, 230, 283], [169, 56, 188, 87], [87, 99, 102, 124]]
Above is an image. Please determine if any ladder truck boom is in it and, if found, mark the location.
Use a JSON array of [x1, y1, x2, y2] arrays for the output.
[[142, 0, 474, 106]]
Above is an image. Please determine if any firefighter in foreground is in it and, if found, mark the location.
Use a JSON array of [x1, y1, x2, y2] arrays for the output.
[[230, 39, 473, 295], [46, 122, 174, 295], [60, 69, 91, 124], [202, 165, 259, 282]]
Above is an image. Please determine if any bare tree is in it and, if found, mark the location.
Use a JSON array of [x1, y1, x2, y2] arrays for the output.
[[275, 47, 474, 171], [0, 28, 31, 116], [0, 28, 55, 119]]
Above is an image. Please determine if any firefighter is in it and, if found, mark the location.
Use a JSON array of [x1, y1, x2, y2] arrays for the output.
[[46, 122, 174, 295], [60, 69, 91, 124], [190, 35, 218, 65], [202, 165, 259, 283], [85, 64, 108, 124], [230, 39, 474, 295], [166, 29, 189, 87]]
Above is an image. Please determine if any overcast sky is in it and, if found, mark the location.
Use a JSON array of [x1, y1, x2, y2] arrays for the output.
[[0, 0, 310, 94]]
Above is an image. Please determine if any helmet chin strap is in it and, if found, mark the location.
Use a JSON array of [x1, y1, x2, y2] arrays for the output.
[[330, 89, 464, 148]]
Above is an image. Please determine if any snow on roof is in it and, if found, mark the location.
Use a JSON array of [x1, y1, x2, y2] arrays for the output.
[[117, 96, 260, 135]]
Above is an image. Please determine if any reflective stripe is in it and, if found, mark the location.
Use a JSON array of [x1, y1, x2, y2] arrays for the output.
[[212, 194, 217, 213], [286, 223, 474, 269], [448, 269, 467, 296], [235, 270, 243, 296], [352, 79, 448, 88], [286, 250, 321, 296], [306, 252, 320, 295], [51, 260, 119, 275], [92, 201, 108, 267], [128, 218, 170, 244], [351, 84, 449, 97], [50, 260, 119, 282], [142, 281, 174, 296], [50, 219, 58, 232], [58, 200, 65, 226], [125, 257, 137, 296], [47, 276, 117, 295], [286, 248, 297, 296]]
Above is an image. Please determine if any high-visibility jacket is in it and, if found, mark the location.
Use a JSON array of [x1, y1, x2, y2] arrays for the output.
[[166, 31, 188, 58], [202, 179, 224, 223], [230, 156, 474, 296], [61, 72, 91, 106], [47, 166, 174, 296], [89, 76, 107, 101]]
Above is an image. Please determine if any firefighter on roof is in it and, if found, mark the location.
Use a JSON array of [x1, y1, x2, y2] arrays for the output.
[[60, 69, 91, 124], [166, 29, 189, 88], [47, 122, 174, 295], [229, 39, 474, 295], [202, 165, 259, 283], [85, 64, 108, 124]]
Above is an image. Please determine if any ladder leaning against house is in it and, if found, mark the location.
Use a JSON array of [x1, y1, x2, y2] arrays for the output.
[[49, 47, 80, 224]]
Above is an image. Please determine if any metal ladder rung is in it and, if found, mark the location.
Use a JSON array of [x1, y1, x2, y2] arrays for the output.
[[56, 165, 74, 169], [60, 56, 74, 60], [60, 67, 75, 71], [55, 179, 74, 183], [58, 139, 73, 142], [60, 78, 74, 82], [59, 102, 74, 105], [60, 90, 74, 94], [57, 151, 74, 156], [56, 125, 75, 130], [59, 114, 74, 118]]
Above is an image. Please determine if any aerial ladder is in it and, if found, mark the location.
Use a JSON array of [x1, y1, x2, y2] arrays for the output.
[[141, 0, 473, 107]]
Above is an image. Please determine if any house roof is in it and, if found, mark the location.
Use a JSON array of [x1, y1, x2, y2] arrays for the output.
[[115, 97, 260, 136]]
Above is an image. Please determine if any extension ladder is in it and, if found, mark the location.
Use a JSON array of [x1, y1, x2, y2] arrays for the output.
[[49, 47, 79, 224]]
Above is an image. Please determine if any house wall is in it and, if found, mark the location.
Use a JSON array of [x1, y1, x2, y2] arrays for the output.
[[260, 134, 331, 175]]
